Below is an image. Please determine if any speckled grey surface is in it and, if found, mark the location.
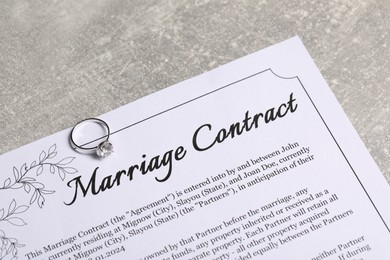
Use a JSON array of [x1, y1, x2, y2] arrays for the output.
[[1, 1, 389, 183]]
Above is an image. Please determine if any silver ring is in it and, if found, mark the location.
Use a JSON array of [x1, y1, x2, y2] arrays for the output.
[[70, 118, 114, 157]]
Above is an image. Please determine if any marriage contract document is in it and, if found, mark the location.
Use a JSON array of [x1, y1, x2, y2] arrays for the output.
[[1, 37, 389, 260]]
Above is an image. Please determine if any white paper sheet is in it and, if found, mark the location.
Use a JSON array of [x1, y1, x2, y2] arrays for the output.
[[1, 37, 389, 260]]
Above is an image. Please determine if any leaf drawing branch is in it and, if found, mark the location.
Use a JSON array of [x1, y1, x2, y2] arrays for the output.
[[0, 201, 27, 259], [0, 200, 28, 227], [0, 230, 24, 260], [0, 144, 77, 259], [0, 144, 77, 208]]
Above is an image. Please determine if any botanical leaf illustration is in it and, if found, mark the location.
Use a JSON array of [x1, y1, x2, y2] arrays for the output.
[[13, 206, 28, 215], [23, 184, 31, 193], [58, 168, 66, 181], [1, 144, 78, 207], [30, 161, 36, 168], [30, 191, 38, 205], [0, 143, 77, 259], [7, 200, 16, 216], [3, 179, 11, 189], [57, 157, 75, 165], [5, 217, 26, 227], [48, 144, 56, 154], [49, 165, 55, 174], [40, 190, 55, 195], [0, 200, 29, 227], [39, 151, 46, 163], [12, 167, 19, 182], [0, 231, 25, 260], [36, 165, 44, 176], [20, 163, 27, 175]]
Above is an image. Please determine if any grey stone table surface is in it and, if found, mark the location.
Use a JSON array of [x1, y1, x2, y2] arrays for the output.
[[1, 1, 389, 184]]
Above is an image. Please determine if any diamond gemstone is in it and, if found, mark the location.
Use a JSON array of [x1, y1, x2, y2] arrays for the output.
[[96, 141, 114, 157]]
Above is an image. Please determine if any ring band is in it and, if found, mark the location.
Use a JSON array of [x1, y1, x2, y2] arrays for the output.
[[70, 118, 114, 157]]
